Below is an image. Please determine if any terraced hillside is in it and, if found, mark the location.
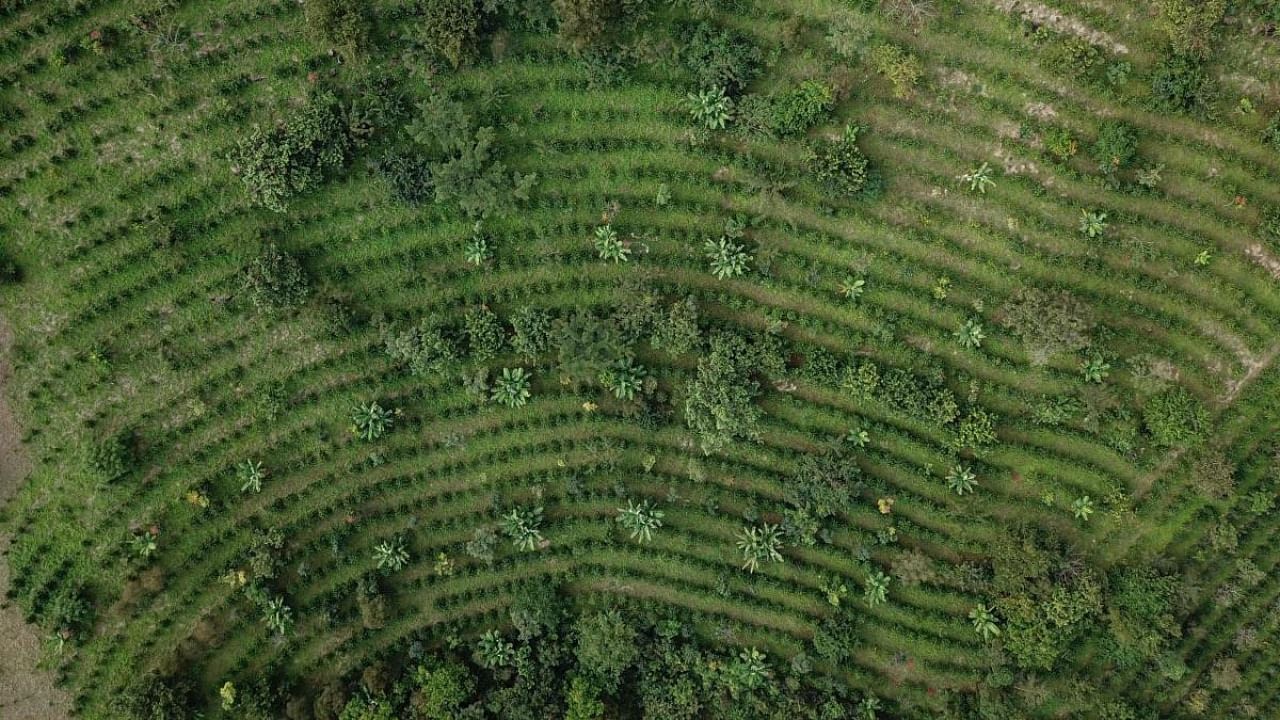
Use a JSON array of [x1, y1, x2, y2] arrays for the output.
[[3, 0, 1280, 718]]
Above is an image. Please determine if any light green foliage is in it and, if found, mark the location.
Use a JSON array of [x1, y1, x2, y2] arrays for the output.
[[955, 318, 985, 348], [593, 224, 631, 262], [475, 629, 515, 668], [490, 367, 532, 407], [704, 236, 751, 279], [736, 523, 784, 572], [959, 162, 996, 194], [686, 86, 734, 130], [1079, 210, 1108, 238], [946, 464, 977, 495], [970, 604, 1001, 640], [351, 401, 395, 440], [1072, 496, 1095, 521], [373, 536, 409, 571], [868, 43, 923, 98], [599, 358, 646, 400], [238, 459, 266, 494], [616, 499, 663, 542], [864, 570, 890, 606], [501, 505, 544, 551]]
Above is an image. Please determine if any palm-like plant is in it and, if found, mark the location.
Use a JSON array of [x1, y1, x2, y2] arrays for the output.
[[490, 367, 532, 408], [374, 536, 410, 571], [464, 234, 491, 266], [593, 224, 631, 263], [969, 603, 1000, 640], [960, 162, 996, 194], [476, 629, 515, 668], [501, 506, 544, 552], [820, 575, 850, 607], [705, 237, 751, 279], [1081, 353, 1110, 383], [686, 86, 734, 130], [616, 499, 664, 543], [1079, 210, 1108, 238], [864, 569, 890, 607], [463, 224, 491, 263], [351, 401, 394, 441], [599, 359, 646, 400], [736, 524, 784, 573], [1072, 495, 1095, 521], [238, 459, 266, 494], [264, 595, 293, 636], [945, 464, 978, 496], [723, 648, 771, 697], [839, 277, 866, 301], [130, 527, 159, 559], [845, 427, 870, 447], [856, 695, 883, 720], [955, 318, 985, 349]]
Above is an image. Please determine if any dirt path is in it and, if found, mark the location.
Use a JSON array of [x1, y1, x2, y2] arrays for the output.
[[0, 316, 72, 720]]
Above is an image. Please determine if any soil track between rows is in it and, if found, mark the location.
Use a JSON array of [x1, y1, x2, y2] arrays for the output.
[[0, 315, 71, 720]]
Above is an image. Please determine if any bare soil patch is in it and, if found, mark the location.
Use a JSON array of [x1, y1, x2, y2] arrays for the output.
[[990, 0, 1130, 55], [0, 316, 72, 720]]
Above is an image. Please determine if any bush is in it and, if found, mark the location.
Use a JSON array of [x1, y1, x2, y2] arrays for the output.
[[113, 673, 196, 720], [737, 80, 834, 137], [1150, 54, 1213, 114], [242, 243, 309, 313], [1042, 34, 1105, 82], [1091, 120, 1138, 175], [231, 93, 351, 211], [384, 318, 458, 375], [997, 286, 1094, 364], [809, 125, 869, 196], [464, 306, 505, 362], [680, 22, 762, 94], [418, 0, 480, 68], [305, 0, 371, 56], [87, 433, 130, 482], [0, 247, 20, 283], [1157, 0, 1227, 58], [1143, 388, 1209, 447], [684, 332, 763, 453], [1042, 126, 1078, 161], [651, 298, 701, 356], [511, 306, 554, 358], [373, 151, 433, 205], [868, 43, 922, 98], [953, 408, 998, 452], [1262, 114, 1280, 153], [553, 0, 614, 51], [1190, 449, 1236, 500], [407, 96, 537, 218]]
